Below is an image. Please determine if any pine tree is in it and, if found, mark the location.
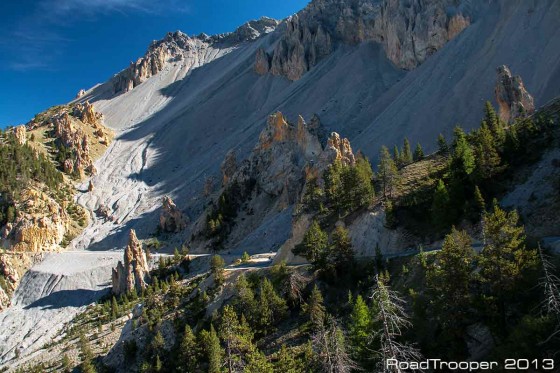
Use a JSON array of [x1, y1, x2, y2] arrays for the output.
[[392, 145, 401, 166], [451, 126, 475, 177], [479, 202, 537, 330], [484, 101, 505, 142], [201, 325, 223, 373], [330, 225, 354, 273], [257, 278, 288, 333], [305, 285, 326, 330], [219, 305, 254, 372], [413, 143, 424, 161], [211, 255, 226, 286], [79, 333, 96, 373], [178, 325, 199, 373], [401, 138, 413, 165], [426, 228, 475, 352], [296, 220, 328, 268], [473, 185, 486, 217], [437, 134, 449, 155], [378, 146, 400, 199], [234, 274, 257, 322], [324, 159, 344, 211], [111, 296, 119, 319], [474, 122, 502, 179], [274, 345, 300, 373], [312, 317, 357, 373], [370, 276, 422, 371], [245, 349, 274, 373], [431, 179, 450, 228], [348, 295, 372, 364]]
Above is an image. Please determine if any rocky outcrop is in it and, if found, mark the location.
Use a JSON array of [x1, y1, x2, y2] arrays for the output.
[[1, 187, 69, 253], [259, 0, 470, 81], [112, 230, 150, 295], [254, 48, 271, 75], [159, 196, 187, 233], [495, 65, 535, 123], [13, 126, 27, 145], [53, 113, 95, 178], [320, 132, 355, 167], [76, 89, 86, 99]]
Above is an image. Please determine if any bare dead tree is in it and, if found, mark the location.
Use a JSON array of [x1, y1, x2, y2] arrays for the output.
[[370, 275, 423, 372], [538, 244, 560, 346], [312, 317, 359, 373]]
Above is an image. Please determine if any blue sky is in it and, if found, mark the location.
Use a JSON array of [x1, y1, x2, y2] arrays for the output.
[[0, 0, 309, 127]]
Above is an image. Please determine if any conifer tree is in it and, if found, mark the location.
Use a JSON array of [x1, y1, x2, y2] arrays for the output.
[[348, 295, 372, 364], [451, 126, 475, 178], [313, 317, 357, 373], [370, 276, 422, 371], [378, 146, 400, 199], [234, 274, 257, 321], [431, 179, 450, 228], [324, 159, 344, 211], [473, 185, 486, 217], [219, 305, 254, 372], [479, 203, 537, 330], [178, 325, 199, 373], [296, 220, 328, 268], [201, 325, 223, 373], [426, 228, 475, 352], [474, 122, 502, 179], [330, 225, 355, 273], [401, 138, 413, 165], [484, 101, 505, 142], [110, 296, 119, 319], [274, 345, 300, 373], [257, 278, 288, 332], [245, 350, 274, 373], [437, 134, 449, 155], [392, 145, 401, 167], [305, 285, 326, 330], [211, 255, 226, 286], [413, 143, 424, 161]]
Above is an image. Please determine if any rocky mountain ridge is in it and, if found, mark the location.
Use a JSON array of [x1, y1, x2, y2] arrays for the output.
[[112, 17, 280, 94], [256, 0, 471, 80]]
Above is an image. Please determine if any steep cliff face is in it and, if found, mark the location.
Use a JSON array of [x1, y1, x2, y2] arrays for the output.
[[0, 253, 43, 311], [112, 17, 279, 94], [112, 230, 150, 295], [495, 65, 535, 123], [257, 0, 470, 80]]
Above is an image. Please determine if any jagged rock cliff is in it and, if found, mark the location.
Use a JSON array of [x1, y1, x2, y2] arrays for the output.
[[495, 65, 535, 123], [112, 17, 279, 94], [112, 230, 150, 295], [257, 0, 470, 80], [159, 196, 187, 233]]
